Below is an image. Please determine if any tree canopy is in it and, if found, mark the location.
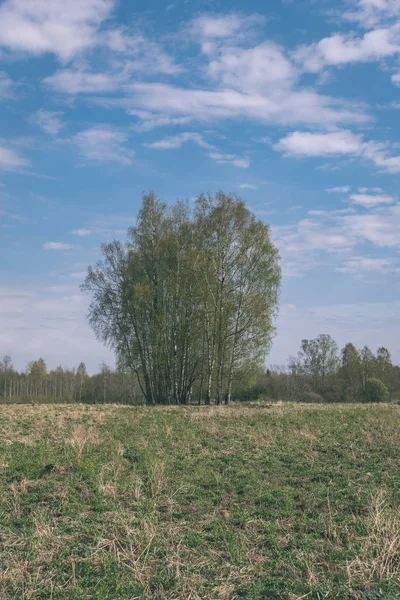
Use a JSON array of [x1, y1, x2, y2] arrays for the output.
[[82, 191, 281, 405]]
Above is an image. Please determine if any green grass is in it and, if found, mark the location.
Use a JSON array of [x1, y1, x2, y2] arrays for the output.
[[0, 402, 399, 599]]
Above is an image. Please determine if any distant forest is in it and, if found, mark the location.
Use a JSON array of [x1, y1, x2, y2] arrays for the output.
[[0, 334, 398, 404]]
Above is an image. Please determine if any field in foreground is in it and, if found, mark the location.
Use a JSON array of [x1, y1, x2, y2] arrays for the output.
[[0, 403, 399, 600]]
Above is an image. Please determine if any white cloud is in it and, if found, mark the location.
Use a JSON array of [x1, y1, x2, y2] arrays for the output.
[[275, 130, 362, 156], [36, 10, 368, 131], [362, 140, 400, 172], [208, 42, 295, 94], [104, 30, 182, 75], [349, 192, 396, 207], [273, 217, 354, 260], [209, 152, 250, 168], [344, 0, 400, 27], [0, 143, 29, 170], [392, 72, 400, 85], [239, 183, 257, 190], [272, 199, 400, 280], [189, 13, 265, 40], [0, 0, 113, 61], [326, 185, 351, 193], [294, 26, 400, 73], [358, 186, 383, 193], [72, 228, 92, 236], [145, 132, 213, 150], [276, 130, 400, 173], [45, 69, 118, 94], [30, 109, 64, 135], [116, 82, 368, 129], [340, 205, 400, 247], [308, 208, 355, 216], [336, 256, 398, 274], [43, 242, 76, 250], [73, 125, 133, 165], [44, 32, 181, 94], [130, 113, 192, 132]]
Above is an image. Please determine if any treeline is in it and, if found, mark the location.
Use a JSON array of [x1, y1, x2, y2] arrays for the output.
[[0, 356, 142, 404], [242, 334, 400, 403], [1, 334, 398, 405]]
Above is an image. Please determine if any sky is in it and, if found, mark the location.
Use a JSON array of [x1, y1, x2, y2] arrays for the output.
[[1, 0, 400, 373]]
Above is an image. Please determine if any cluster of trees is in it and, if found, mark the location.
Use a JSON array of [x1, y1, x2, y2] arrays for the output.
[[83, 192, 281, 405], [2, 190, 397, 406], [0, 356, 142, 404], [244, 334, 399, 404]]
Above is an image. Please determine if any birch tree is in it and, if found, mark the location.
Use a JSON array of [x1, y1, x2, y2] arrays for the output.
[[83, 191, 281, 405]]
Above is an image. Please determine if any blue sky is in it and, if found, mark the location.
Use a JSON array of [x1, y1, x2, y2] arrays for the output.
[[1, 0, 400, 372]]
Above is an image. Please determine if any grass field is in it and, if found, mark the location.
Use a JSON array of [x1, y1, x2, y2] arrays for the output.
[[0, 402, 399, 600]]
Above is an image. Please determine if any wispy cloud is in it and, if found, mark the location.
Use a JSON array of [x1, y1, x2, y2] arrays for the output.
[[294, 26, 400, 73], [45, 69, 118, 94], [104, 30, 182, 75], [43, 242, 76, 250], [336, 256, 399, 274], [130, 113, 192, 132], [343, 0, 400, 27], [349, 193, 396, 207], [209, 152, 250, 169], [30, 110, 65, 135], [145, 132, 214, 150], [0, 142, 29, 171], [272, 198, 400, 279], [326, 185, 351, 193], [392, 72, 400, 85], [114, 82, 368, 130], [239, 183, 257, 190], [72, 228, 92, 236], [189, 13, 265, 40], [43, 33, 181, 94], [73, 125, 133, 165], [275, 130, 362, 157], [275, 130, 400, 173]]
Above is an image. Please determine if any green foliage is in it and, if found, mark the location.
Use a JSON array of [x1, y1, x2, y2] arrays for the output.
[[291, 334, 339, 393], [1, 335, 399, 406], [363, 378, 389, 403], [77, 362, 88, 378], [0, 355, 12, 371], [302, 390, 326, 403], [83, 191, 281, 405], [0, 402, 399, 599], [341, 343, 362, 401], [0, 359, 144, 405], [28, 357, 47, 378]]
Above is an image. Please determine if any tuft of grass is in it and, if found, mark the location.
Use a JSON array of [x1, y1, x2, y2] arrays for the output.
[[0, 402, 399, 599], [348, 490, 400, 585]]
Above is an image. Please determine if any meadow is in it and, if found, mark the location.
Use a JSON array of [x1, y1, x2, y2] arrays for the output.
[[0, 402, 399, 600]]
